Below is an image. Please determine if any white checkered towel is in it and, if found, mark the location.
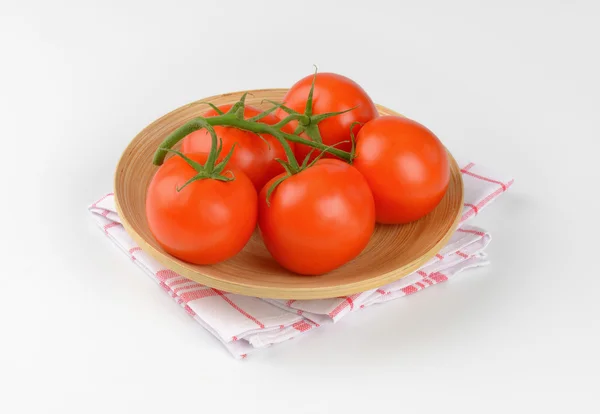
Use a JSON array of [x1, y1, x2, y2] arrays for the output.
[[88, 160, 513, 358]]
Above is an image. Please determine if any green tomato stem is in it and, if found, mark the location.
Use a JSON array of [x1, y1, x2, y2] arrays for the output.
[[227, 117, 300, 171], [152, 113, 353, 168]]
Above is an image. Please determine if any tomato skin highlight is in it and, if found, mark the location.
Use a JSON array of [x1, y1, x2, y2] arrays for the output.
[[146, 153, 257, 265], [276, 72, 379, 163], [353, 116, 450, 224], [258, 159, 376, 275], [181, 104, 294, 191]]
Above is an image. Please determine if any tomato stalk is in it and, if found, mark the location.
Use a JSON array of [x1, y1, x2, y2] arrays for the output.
[[348, 121, 362, 162], [153, 113, 352, 167], [153, 67, 360, 170], [151, 71, 360, 203]]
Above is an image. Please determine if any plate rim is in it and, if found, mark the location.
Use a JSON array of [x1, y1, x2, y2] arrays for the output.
[[114, 88, 464, 299]]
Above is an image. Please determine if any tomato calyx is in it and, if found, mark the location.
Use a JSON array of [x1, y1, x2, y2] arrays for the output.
[[265, 140, 349, 206], [157, 113, 240, 189], [276, 67, 359, 149], [163, 147, 237, 191]]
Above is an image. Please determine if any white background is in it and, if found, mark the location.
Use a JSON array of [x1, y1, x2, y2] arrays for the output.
[[1, 0, 599, 412]]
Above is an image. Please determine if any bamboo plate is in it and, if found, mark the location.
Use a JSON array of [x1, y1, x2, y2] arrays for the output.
[[114, 88, 464, 300]]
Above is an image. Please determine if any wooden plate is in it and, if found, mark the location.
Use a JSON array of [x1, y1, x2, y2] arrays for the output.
[[114, 89, 464, 300]]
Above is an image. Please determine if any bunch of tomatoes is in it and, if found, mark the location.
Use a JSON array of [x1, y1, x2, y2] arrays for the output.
[[145, 71, 450, 276]]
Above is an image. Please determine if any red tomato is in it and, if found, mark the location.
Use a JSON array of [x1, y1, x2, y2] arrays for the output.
[[353, 116, 450, 224], [146, 153, 257, 265], [258, 159, 375, 275], [276, 72, 379, 163], [181, 104, 294, 191]]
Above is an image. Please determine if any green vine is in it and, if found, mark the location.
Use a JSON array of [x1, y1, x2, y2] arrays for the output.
[[152, 68, 359, 200]]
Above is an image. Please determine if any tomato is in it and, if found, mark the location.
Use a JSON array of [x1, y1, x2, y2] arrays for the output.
[[181, 104, 294, 191], [276, 72, 379, 163], [352, 116, 450, 224], [258, 159, 375, 275], [146, 153, 257, 265]]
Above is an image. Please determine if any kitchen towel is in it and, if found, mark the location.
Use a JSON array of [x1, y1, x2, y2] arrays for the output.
[[88, 160, 513, 358]]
